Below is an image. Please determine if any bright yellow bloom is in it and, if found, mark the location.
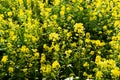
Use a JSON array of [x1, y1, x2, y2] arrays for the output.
[[89, 51, 94, 55], [53, 0, 60, 6], [7, 12, 12, 16], [52, 60, 60, 69], [40, 54, 46, 63], [95, 55, 101, 64], [72, 0, 76, 3], [67, 32, 72, 38], [71, 42, 76, 47], [96, 71, 102, 79], [40, 64, 51, 73], [60, 10, 65, 16], [31, 36, 38, 42], [34, 52, 39, 57], [103, 25, 107, 30], [111, 67, 120, 77], [54, 44, 60, 51], [74, 23, 84, 34], [83, 62, 89, 67], [46, 64, 51, 73], [1, 55, 8, 64], [49, 33, 59, 41], [65, 49, 72, 58], [20, 45, 29, 53]]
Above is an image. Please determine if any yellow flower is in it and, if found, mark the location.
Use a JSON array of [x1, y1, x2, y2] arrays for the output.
[[111, 67, 120, 77], [52, 60, 60, 69], [60, 10, 65, 16], [85, 39, 90, 43], [83, 72, 88, 76], [72, 0, 76, 3], [71, 42, 77, 47], [96, 71, 102, 79], [95, 55, 101, 64], [18, 0, 23, 4], [54, 44, 60, 51], [53, 0, 60, 6], [31, 36, 38, 42], [79, 7, 83, 11], [86, 32, 90, 38], [23, 68, 28, 73], [34, 52, 39, 57], [79, 0, 83, 3], [8, 67, 14, 73], [49, 33, 59, 41], [83, 62, 89, 67], [7, 12, 12, 16], [87, 74, 93, 79], [74, 23, 84, 34], [1, 55, 8, 64], [103, 25, 107, 30], [65, 49, 72, 58], [89, 51, 94, 55], [20, 45, 29, 53], [114, 20, 120, 27], [11, 35, 17, 40], [46, 64, 51, 73], [18, 9, 24, 17], [67, 15, 72, 21], [40, 54, 46, 63], [66, 7, 71, 11], [7, 43, 12, 47], [67, 32, 72, 38], [53, 15, 57, 20], [118, 54, 120, 59], [40, 64, 46, 73]]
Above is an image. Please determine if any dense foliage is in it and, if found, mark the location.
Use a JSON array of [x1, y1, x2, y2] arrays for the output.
[[0, 0, 120, 80]]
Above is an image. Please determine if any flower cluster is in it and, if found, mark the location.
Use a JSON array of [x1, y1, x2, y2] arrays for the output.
[[0, 0, 120, 80]]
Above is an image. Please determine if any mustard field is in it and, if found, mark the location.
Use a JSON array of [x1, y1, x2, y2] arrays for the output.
[[0, 0, 120, 80]]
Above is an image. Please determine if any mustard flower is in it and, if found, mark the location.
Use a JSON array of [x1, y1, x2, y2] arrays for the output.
[[46, 64, 51, 73], [40, 54, 46, 63], [65, 49, 72, 58], [7, 12, 12, 17], [49, 33, 59, 41], [72, 0, 76, 3], [103, 25, 107, 30], [89, 51, 94, 55], [74, 23, 84, 34], [111, 67, 120, 77], [20, 45, 29, 53], [54, 44, 60, 51], [96, 71, 103, 79], [52, 60, 60, 69], [86, 32, 90, 38], [53, 0, 60, 6], [34, 52, 39, 57], [95, 55, 101, 64], [1, 55, 8, 64], [83, 62, 89, 67], [60, 10, 65, 16]]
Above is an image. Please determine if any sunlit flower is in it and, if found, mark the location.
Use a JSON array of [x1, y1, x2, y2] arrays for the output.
[[52, 60, 60, 69], [1, 55, 8, 64], [20, 45, 29, 53]]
